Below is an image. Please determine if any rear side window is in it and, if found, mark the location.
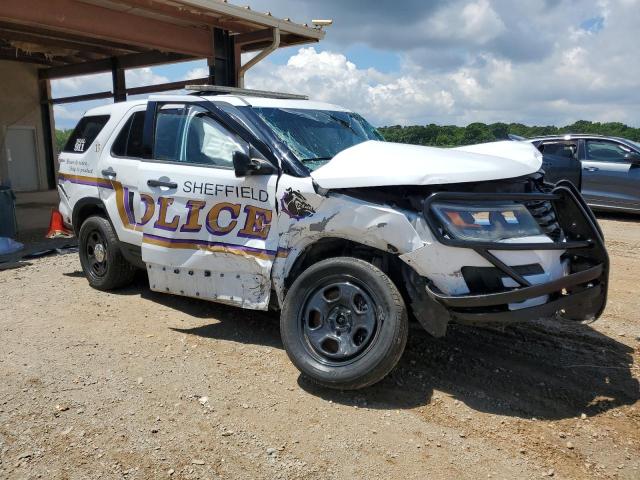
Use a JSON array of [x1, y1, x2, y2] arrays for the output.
[[539, 141, 577, 159], [112, 111, 145, 158], [63, 115, 110, 153]]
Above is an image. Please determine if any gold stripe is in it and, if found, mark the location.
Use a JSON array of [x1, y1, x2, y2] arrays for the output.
[[58, 172, 112, 187], [143, 236, 275, 261]]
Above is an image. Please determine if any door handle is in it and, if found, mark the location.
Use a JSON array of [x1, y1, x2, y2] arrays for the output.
[[101, 168, 116, 178], [584, 166, 599, 172], [147, 179, 178, 189]]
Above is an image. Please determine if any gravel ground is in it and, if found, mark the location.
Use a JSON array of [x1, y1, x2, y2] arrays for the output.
[[1, 214, 638, 479]]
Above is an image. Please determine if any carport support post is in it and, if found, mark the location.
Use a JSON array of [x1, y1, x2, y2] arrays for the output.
[[38, 78, 56, 189], [208, 28, 236, 87], [111, 58, 126, 102]]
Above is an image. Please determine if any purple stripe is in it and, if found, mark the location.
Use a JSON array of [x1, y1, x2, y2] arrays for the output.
[[61, 176, 113, 189], [143, 233, 277, 256], [123, 187, 136, 225]]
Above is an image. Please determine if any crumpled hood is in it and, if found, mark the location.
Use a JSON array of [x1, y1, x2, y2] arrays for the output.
[[310, 140, 542, 189]]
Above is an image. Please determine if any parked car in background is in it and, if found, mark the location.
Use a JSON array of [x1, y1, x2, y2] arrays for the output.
[[527, 134, 640, 213]]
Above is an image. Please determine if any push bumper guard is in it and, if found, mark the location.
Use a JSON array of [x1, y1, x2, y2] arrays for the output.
[[422, 183, 609, 324]]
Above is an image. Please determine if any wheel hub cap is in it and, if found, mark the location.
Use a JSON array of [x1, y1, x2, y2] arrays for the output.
[[93, 243, 106, 263], [330, 307, 352, 334], [302, 281, 378, 362]]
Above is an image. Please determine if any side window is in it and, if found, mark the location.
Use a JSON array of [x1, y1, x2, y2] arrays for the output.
[[586, 140, 631, 162], [63, 115, 110, 153], [151, 104, 244, 168], [153, 104, 188, 162], [539, 141, 577, 159], [111, 111, 145, 158], [182, 109, 243, 168]]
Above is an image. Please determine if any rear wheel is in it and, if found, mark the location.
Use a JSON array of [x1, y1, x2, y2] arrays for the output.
[[78, 215, 135, 290], [281, 257, 408, 390]]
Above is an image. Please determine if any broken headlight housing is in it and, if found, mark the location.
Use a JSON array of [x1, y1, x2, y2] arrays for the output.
[[431, 202, 545, 242]]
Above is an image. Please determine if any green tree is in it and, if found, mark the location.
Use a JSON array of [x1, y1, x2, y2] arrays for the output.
[[378, 120, 640, 147], [55, 129, 73, 153]]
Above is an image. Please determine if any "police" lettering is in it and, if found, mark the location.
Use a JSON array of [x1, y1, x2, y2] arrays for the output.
[[141, 196, 272, 240]]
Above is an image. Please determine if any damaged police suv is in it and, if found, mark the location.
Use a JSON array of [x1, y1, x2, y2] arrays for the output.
[[58, 86, 608, 390]]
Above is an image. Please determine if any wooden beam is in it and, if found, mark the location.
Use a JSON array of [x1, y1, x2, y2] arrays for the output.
[[39, 51, 195, 80], [0, 21, 146, 54], [50, 90, 113, 105], [1, 0, 214, 57], [104, 0, 257, 34], [174, 0, 326, 40], [0, 28, 125, 57], [125, 77, 210, 96], [234, 28, 274, 46], [0, 46, 61, 66], [48, 76, 211, 105]]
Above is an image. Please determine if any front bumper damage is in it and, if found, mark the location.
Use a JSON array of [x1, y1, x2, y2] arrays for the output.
[[418, 182, 609, 329]]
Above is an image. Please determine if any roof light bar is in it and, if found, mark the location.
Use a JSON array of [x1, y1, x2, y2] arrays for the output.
[[185, 85, 308, 100]]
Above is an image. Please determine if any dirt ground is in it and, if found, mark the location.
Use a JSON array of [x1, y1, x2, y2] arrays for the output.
[[1, 213, 638, 480]]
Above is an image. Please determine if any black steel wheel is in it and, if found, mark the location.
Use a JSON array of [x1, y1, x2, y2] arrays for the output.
[[302, 280, 379, 364], [281, 257, 408, 390], [78, 215, 136, 291], [85, 228, 108, 278]]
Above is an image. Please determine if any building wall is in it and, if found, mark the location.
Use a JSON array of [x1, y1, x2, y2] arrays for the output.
[[0, 60, 51, 191]]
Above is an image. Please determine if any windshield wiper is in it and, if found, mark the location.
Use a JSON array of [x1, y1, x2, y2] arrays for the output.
[[301, 157, 333, 162]]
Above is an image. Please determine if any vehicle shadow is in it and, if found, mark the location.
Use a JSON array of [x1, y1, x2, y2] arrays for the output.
[[304, 319, 639, 420], [104, 276, 639, 421]]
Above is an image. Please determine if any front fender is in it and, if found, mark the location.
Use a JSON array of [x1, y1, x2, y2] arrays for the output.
[[271, 191, 426, 305]]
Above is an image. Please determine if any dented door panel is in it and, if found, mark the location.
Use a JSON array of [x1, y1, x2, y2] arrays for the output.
[[138, 161, 278, 309]]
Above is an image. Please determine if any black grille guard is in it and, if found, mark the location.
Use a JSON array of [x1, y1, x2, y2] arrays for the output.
[[422, 182, 609, 323]]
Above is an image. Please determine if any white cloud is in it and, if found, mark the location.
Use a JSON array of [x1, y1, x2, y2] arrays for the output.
[[125, 67, 169, 88], [245, 0, 640, 127], [425, 0, 506, 44], [186, 67, 209, 80], [50, 0, 640, 128]]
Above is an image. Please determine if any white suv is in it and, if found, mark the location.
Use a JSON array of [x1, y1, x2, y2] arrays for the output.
[[57, 87, 608, 389]]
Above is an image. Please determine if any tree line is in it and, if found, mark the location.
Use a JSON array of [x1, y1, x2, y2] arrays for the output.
[[378, 120, 640, 147], [55, 119, 640, 153]]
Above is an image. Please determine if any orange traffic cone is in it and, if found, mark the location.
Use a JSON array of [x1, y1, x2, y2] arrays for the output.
[[46, 209, 73, 239]]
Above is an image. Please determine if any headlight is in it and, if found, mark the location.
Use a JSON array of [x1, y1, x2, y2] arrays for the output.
[[431, 202, 544, 242]]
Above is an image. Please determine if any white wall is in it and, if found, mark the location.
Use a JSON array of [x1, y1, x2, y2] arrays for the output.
[[0, 60, 51, 191]]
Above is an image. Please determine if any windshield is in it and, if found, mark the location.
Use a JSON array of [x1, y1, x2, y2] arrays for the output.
[[250, 107, 383, 171], [627, 140, 640, 151]]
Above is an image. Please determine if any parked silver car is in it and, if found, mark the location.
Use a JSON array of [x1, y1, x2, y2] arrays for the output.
[[528, 134, 640, 213]]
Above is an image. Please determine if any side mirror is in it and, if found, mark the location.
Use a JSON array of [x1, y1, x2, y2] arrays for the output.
[[625, 152, 640, 165], [232, 150, 277, 177]]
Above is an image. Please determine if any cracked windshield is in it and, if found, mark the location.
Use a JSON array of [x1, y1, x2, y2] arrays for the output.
[[251, 107, 383, 170]]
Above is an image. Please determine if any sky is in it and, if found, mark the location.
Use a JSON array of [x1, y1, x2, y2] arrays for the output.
[[52, 0, 640, 129]]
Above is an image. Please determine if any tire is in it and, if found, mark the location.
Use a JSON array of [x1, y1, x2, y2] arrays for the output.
[[281, 257, 408, 390], [78, 215, 136, 291]]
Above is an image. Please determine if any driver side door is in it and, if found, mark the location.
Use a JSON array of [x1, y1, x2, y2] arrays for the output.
[[581, 139, 640, 210], [138, 101, 279, 309]]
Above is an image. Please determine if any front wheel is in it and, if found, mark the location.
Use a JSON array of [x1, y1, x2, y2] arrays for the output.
[[281, 257, 408, 390]]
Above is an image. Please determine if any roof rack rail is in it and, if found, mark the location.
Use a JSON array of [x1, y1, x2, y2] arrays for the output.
[[185, 85, 308, 100]]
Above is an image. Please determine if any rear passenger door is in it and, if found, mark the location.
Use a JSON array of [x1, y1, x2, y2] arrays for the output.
[[536, 140, 581, 187], [97, 106, 148, 247], [581, 139, 640, 209], [137, 101, 279, 310]]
